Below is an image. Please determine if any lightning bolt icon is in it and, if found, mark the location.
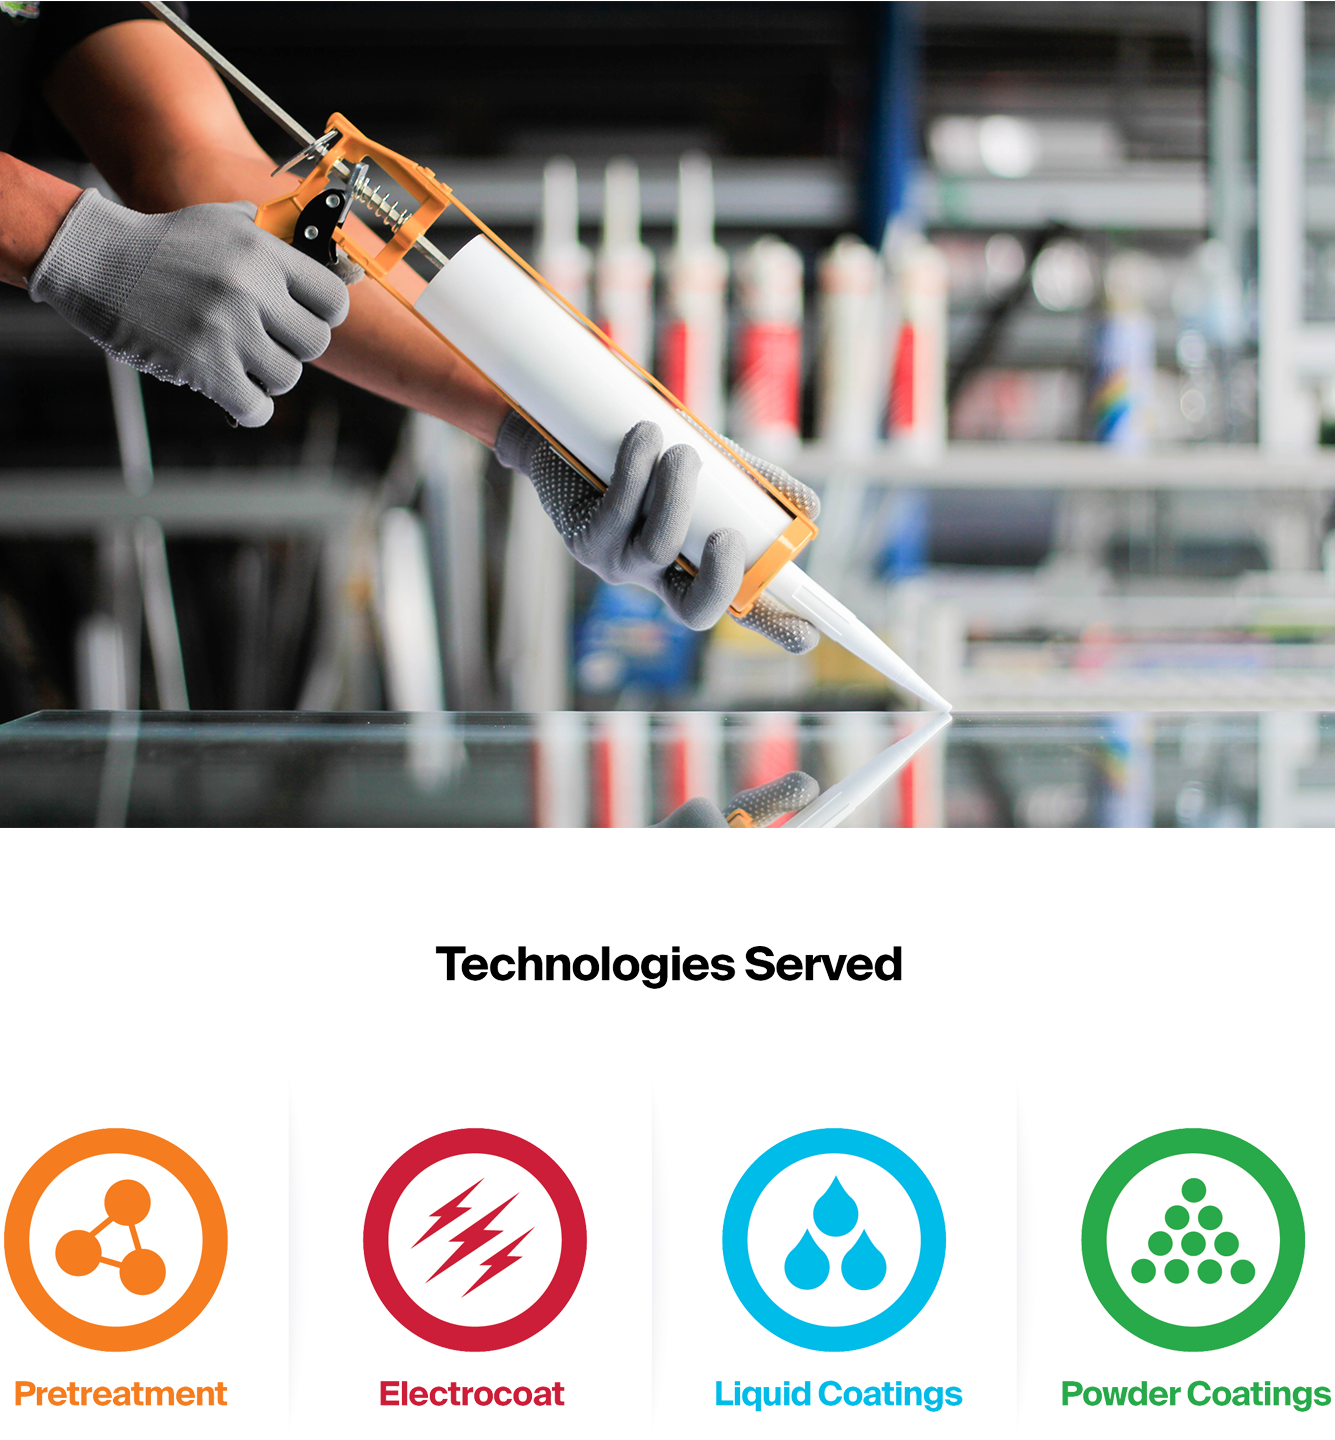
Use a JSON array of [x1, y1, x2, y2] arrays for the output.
[[413, 1181, 482, 1249], [463, 1229, 533, 1295], [426, 1195, 517, 1282]]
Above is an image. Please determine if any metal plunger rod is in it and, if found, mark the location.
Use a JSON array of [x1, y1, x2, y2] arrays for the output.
[[138, 0, 449, 271], [140, 1, 316, 152]]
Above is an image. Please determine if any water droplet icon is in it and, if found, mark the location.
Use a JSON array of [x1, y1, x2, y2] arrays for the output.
[[841, 1230, 888, 1290], [784, 1229, 830, 1290], [813, 1177, 859, 1237]]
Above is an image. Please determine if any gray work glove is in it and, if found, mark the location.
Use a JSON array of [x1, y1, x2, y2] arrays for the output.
[[495, 412, 821, 653], [653, 770, 820, 828], [28, 189, 353, 428]]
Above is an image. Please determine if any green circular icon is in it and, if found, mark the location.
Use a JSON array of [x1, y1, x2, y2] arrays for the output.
[[1082, 1128, 1307, 1353]]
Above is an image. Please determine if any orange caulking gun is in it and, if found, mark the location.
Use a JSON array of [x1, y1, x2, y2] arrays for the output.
[[139, 0, 950, 711]]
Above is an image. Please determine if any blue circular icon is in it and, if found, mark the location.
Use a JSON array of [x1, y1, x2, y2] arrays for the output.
[[722, 1128, 946, 1351]]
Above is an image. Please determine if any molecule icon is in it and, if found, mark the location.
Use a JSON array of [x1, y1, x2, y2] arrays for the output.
[[1130, 1177, 1255, 1288], [54, 1179, 166, 1296]]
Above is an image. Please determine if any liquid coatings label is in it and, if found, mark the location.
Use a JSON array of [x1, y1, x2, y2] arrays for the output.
[[688, 1054, 990, 1434]]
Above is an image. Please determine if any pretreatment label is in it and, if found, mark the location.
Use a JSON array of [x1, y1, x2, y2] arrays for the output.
[[5, 1336, 257, 1440], [3, 944, 257, 1440], [339, 1048, 622, 1440], [1048, 1025, 1330, 1440], [688, 1054, 990, 1434]]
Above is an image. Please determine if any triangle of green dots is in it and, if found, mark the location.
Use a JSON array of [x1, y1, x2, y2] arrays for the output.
[[1134, 1180, 1255, 1284]]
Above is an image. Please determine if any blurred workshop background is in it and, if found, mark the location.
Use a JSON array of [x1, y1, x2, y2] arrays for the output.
[[8, 2, 1335, 824]]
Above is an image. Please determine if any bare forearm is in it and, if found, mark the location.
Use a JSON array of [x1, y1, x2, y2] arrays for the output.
[[0, 154, 81, 288]]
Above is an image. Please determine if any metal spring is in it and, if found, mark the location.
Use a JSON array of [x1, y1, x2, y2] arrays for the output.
[[352, 181, 413, 233]]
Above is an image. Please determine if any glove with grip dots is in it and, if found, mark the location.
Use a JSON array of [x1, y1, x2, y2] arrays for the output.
[[495, 411, 821, 653], [653, 771, 821, 828], [29, 190, 355, 428]]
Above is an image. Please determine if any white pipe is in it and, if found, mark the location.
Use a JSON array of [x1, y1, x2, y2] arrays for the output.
[[376, 507, 444, 711], [662, 153, 728, 429], [1258, 1, 1306, 453], [596, 159, 655, 369], [885, 235, 949, 459], [536, 157, 591, 312], [731, 236, 804, 456], [106, 357, 189, 710], [816, 237, 884, 452]]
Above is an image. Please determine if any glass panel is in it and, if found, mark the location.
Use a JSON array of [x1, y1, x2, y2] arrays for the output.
[[2, 709, 1331, 828]]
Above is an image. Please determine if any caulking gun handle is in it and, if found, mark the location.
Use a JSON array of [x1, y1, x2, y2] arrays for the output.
[[287, 187, 347, 269]]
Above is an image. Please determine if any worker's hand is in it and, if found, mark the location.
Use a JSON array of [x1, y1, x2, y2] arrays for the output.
[[495, 413, 821, 652], [652, 770, 820, 828], [28, 189, 352, 428]]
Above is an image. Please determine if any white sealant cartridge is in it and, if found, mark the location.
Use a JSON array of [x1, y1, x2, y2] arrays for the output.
[[536, 157, 591, 314], [416, 240, 950, 711]]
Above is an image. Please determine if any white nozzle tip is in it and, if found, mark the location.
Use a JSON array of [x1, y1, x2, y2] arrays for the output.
[[767, 568, 953, 712]]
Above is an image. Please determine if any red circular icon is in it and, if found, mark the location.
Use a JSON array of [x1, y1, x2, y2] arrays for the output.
[[363, 1128, 586, 1351]]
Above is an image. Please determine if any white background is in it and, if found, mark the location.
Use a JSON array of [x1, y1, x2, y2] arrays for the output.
[[0, 829, 1330, 1434]]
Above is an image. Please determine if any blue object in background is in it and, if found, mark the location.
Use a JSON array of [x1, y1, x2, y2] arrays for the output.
[[1098, 713, 1155, 827], [877, 489, 930, 579], [574, 582, 699, 699], [1091, 311, 1156, 451], [863, 1, 921, 245]]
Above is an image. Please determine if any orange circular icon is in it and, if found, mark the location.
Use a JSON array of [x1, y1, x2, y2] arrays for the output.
[[4, 1129, 226, 1351]]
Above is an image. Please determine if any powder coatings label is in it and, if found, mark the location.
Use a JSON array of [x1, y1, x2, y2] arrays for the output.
[[1048, 1025, 1330, 1440], [694, 1054, 985, 1434], [2, 950, 259, 1434], [339, 1048, 622, 1440]]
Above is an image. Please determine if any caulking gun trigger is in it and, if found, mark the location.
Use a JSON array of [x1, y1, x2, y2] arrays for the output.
[[289, 160, 368, 270]]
